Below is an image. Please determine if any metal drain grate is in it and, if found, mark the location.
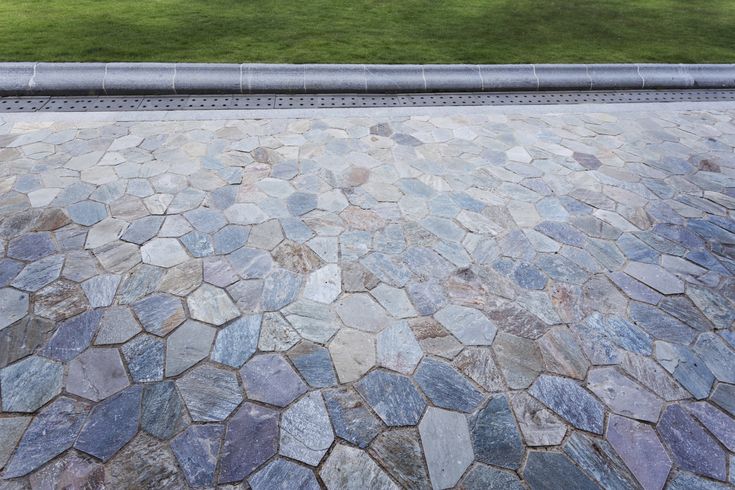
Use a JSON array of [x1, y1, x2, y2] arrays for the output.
[[0, 97, 49, 112], [1, 90, 734, 113]]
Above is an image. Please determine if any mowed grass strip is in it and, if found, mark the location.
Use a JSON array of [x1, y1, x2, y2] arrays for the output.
[[1, 0, 734, 63]]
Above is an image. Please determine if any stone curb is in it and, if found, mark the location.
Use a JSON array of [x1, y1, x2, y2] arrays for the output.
[[1, 63, 734, 95]]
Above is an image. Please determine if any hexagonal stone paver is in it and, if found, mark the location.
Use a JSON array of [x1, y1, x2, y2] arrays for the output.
[[323, 387, 382, 448], [509, 392, 567, 447], [10, 255, 64, 292], [121, 334, 164, 383], [607, 414, 672, 490], [523, 451, 598, 490], [132, 293, 186, 336], [249, 459, 319, 490], [624, 261, 685, 295], [8, 232, 56, 261], [66, 348, 130, 402], [320, 443, 398, 490], [140, 380, 187, 440], [434, 304, 497, 345], [165, 320, 216, 376], [376, 321, 423, 375], [529, 374, 605, 434], [0, 287, 29, 330], [82, 274, 121, 308], [104, 433, 186, 488], [95, 306, 141, 345], [356, 370, 426, 426], [219, 402, 279, 483], [414, 358, 484, 413], [210, 314, 261, 368], [470, 395, 524, 470], [140, 238, 189, 268], [74, 385, 142, 461], [171, 425, 223, 487], [370, 428, 430, 489], [241, 353, 307, 407], [186, 284, 240, 326], [176, 364, 243, 422], [329, 328, 376, 383], [303, 264, 341, 304], [41, 309, 102, 361], [586, 366, 663, 423], [3, 397, 90, 478], [68, 200, 107, 226], [287, 340, 338, 388], [280, 391, 334, 465], [335, 293, 391, 333], [0, 355, 62, 412], [418, 407, 474, 489]]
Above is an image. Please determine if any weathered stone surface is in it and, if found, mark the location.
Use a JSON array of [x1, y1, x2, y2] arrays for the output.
[[470, 395, 524, 469], [249, 459, 319, 490], [34, 280, 89, 321], [140, 238, 189, 268], [587, 366, 663, 422], [563, 431, 638, 489], [630, 302, 694, 344], [187, 284, 240, 326], [141, 380, 187, 440], [409, 316, 463, 359], [357, 370, 426, 426], [0, 355, 62, 412], [324, 387, 382, 448], [104, 433, 186, 489], [171, 425, 223, 487], [369, 429, 430, 490], [303, 264, 341, 304], [8, 232, 56, 261], [667, 472, 732, 490], [607, 414, 671, 490], [280, 391, 334, 465], [621, 351, 689, 401], [453, 346, 504, 392], [165, 320, 216, 376], [329, 328, 376, 383], [261, 268, 301, 310], [75, 385, 142, 461], [693, 332, 735, 383], [4, 397, 89, 478], [132, 293, 185, 336], [509, 392, 566, 447], [0, 316, 54, 369], [493, 332, 543, 389], [684, 402, 735, 452], [81, 274, 120, 308], [117, 264, 164, 304], [66, 348, 130, 401], [336, 293, 390, 332], [121, 334, 164, 382], [434, 304, 497, 345], [538, 326, 590, 379], [159, 259, 202, 296], [624, 261, 685, 294], [176, 364, 243, 421], [11, 255, 63, 292], [460, 464, 524, 490], [686, 284, 735, 329], [523, 451, 598, 490], [287, 341, 337, 388], [41, 309, 102, 361], [658, 404, 727, 480], [376, 320, 423, 375], [95, 306, 140, 345], [654, 341, 714, 400], [529, 375, 604, 434], [27, 452, 105, 490], [572, 313, 652, 365], [320, 444, 398, 490], [419, 407, 474, 490], [211, 314, 261, 367], [0, 416, 30, 469], [219, 402, 279, 483], [415, 358, 484, 413], [241, 353, 307, 407]]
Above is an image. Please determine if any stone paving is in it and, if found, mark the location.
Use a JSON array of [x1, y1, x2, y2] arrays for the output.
[[0, 105, 734, 489]]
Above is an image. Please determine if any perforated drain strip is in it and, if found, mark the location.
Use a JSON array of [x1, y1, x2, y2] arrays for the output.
[[2, 90, 735, 113]]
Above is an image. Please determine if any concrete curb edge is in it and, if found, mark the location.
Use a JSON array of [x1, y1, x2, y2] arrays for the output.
[[1, 63, 734, 96]]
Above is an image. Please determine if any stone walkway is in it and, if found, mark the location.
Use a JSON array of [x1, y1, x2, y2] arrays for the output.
[[0, 104, 734, 490]]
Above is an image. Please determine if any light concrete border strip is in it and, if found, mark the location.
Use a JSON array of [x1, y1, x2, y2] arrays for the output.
[[1, 63, 734, 95]]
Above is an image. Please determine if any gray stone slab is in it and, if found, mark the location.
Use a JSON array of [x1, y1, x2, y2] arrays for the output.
[[105, 63, 176, 94]]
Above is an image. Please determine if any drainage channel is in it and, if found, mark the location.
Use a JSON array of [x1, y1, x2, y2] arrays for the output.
[[2, 90, 735, 113]]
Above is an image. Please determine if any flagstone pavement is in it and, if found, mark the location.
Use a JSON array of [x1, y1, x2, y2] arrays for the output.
[[0, 104, 735, 489]]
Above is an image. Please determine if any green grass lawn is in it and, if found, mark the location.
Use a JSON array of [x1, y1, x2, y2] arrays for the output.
[[1, 0, 734, 63]]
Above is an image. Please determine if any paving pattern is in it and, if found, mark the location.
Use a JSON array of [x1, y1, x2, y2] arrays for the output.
[[0, 106, 734, 489]]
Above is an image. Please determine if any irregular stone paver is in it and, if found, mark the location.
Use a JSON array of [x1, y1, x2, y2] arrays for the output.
[[249, 459, 319, 490], [66, 348, 129, 401], [280, 391, 334, 465], [241, 353, 307, 407], [658, 404, 727, 481], [356, 370, 426, 426], [171, 425, 223, 487], [74, 385, 142, 461], [176, 363, 242, 422], [529, 375, 605, 434], [470, 395, 524, 469], [324, 387, 382, 448], [607, 414, 671, 490], [419, 407, 474, 489], [219, 402, 279, 483], [3, 106, 735, 487], [0, 355, 62, 412], [3, 397, 89, 478], [523, 451, 598, 490], [320, 443, 398, 490]]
